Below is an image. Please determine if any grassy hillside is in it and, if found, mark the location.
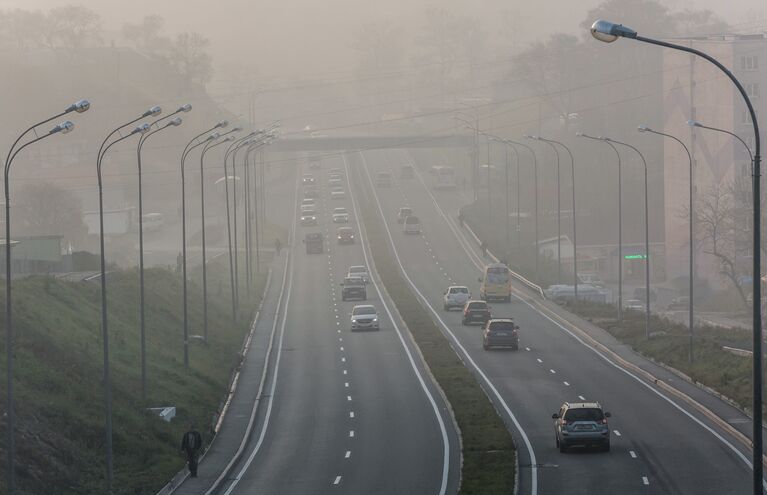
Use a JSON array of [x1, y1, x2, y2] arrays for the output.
[[0, 256, 266, 494]]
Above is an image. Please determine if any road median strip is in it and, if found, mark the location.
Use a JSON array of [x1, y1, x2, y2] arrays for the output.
[[353, 165, 516, 494]]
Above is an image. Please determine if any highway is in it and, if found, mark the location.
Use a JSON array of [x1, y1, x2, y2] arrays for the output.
[[353, 147, 757, 494], [216, 155, 460, 494]]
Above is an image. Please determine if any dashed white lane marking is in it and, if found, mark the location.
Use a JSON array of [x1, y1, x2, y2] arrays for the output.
[[343, 369, 347, 375], [578, 395, 586, 401], [536, 358, 543, 363], [629, 451, 637, 458], [345, 451, 351, 459], [344, 382, 349, 388], [341, 357, 346, 362], [337, 329, 341, 334], [333, 476, 342, 485], [549, 369, 556, 374], [563, 381, 570, 386], [347, 395, 352, 401], [525, 347, 531, 351], [642, 477, 649, 485], [349, 411, 355, 418], [613, 430, 622, 437], [340, 346, 344, 351], [349, 430, 355, 438]]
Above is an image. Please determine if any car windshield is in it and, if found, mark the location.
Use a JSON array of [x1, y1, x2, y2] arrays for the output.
[[450, 287, 468, 294], [468, 302, 487, 310], [350, 267, 366, 273], [564, 408, 604, 422], [405, 216, 420, 224], [344, 278, 363, 285], [400, 208, 412, 216], [353, 306, 375, 316]]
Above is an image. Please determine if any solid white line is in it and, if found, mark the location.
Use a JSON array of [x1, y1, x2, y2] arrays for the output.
[[642, 477, 649, 485], [359, 151, 536, 495], [334, 476, 342, 485], [345, 153, 452, 495], [220, 172, 300, 495], [630, 451, 637, 458]]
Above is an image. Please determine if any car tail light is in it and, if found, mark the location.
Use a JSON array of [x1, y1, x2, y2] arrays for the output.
[[600, 419, 608, 425]]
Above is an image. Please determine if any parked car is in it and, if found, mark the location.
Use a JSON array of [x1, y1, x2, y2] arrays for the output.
[[350, 304, 379, 331], [347, 265, 369, 283], [624, 299, 645, 311], [552, 402, 611, 452], [633, 287, 657, 303], [462, 300, 491, 326], [341, 277, 366, 301], [443, 286, 470, 310], [668, 296, 690, 310], [578, 272, 604, 287], [337, 227, 355, 244], [482, 319, 519, 350], [397, 207, 412, 224]]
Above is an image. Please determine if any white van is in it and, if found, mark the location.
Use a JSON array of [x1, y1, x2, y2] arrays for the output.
[[403, 215, 421, 234]]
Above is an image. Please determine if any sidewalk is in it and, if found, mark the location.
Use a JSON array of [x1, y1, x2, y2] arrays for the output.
[[159, 252, 287, 495]]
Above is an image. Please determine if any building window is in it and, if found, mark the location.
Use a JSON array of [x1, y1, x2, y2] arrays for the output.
[[742, 110, 758, 124], [746, 82, 760, 98], [741, 55, 759, 71]]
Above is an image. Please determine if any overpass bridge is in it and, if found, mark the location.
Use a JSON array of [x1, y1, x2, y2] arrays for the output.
[[267, 134, 473, 153]]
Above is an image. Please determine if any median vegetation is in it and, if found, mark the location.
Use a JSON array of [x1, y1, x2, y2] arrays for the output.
[[0, 258, 266, 494], [354, 171, 516, 493]]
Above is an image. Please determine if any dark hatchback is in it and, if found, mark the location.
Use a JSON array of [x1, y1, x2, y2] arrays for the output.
[[462, 300, 491, 326], [341, 277, 366, 301]]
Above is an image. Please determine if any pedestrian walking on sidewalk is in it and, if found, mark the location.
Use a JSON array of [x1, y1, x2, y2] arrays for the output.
[[181, 424, 202, 478], [275, 237, 282, 255]]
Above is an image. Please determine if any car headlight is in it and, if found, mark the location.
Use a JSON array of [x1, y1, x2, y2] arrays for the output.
[[372, 318, 378, 322], [351, 319, 358, 323]]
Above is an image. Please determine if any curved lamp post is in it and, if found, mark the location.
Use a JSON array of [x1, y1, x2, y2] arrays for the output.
[[591, 20, 762, 490], [577, 132, 624, 319], [198, 134, 236, 342], [536, 136, 577, 299], [178, 121, 231, 364], [135, 107, 188, 400], [527, 135, 563, 284], [638, 125, 695, 364], [505, 138, 540, 281], [603, 136, 651, 340], [96, 120, 151, 493], [3, 102, 85, 493]]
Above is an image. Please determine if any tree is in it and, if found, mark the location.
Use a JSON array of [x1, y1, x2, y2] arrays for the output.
[[12, 182, 88, 248], [0, 9, 47, 51], [168, 32, 213, 86], [122, 15, 171, 55], [42, 5, 102, 52]]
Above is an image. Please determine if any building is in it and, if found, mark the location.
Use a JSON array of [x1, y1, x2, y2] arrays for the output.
[[662, 34, 767, 288]]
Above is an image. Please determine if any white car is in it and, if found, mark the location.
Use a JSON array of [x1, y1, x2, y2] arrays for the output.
[[403, 215, 421, 234], [331, 190, 346, 200], [350, 304, 379, 331], [443, 286, 471, 311], [301, 198, 316, 207], [347, 265, 369, 284]]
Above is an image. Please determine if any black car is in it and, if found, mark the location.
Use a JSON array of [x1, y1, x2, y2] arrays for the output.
[[462, 300, 491, 325], [341, 277, 366, 301], [483, 319, 519, 350]]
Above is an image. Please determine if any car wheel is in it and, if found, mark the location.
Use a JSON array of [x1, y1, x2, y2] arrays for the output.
[[505, 296, 511, 303], [483, 343, 490, 350], [342, 296, 346, 301], [461, 319, 467, 326], [559, 442, 567, 453], [603, 441, 611, 453], [511, 344, 519, 351]]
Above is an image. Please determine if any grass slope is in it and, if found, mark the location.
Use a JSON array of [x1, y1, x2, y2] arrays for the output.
[[0, 257, 266, 494]]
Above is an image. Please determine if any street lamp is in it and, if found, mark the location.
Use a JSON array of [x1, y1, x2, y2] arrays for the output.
[[592, 21, 762, 490], [490, 137, 514, 265], [603, 136, 651, 340], [3, 105, 83, 494], [638, 124, 695, 363], [505, 139, 540, 281], [527, 135, 562, 285], [456, 112, 480, 201], [135, 108, 187, 400], [244, 134, 277, 277], [687, 119, 754, 162], [535, 136, 577, 299], [199, 134, 235, 342], [96, 120, 150, 493], [577, 132, 624, 319]]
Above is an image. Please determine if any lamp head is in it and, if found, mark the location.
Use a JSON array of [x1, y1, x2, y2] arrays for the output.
[[133, 123, 151, 135], [169, 117, 183, 126], [208, 133, 220, 141], [51, 120, 75, 134], [687, 119, 703, 128], [232, 126, 243, 132], [575, 132, 584, 137], [224, 136, 235, 142], [179, 104, 192, 113], [67, 99, 91, 113], [637, 125, 651, 133], [216, 120, 229, 129], [143, 106, 162, 118], [590, 20, 637, 43]]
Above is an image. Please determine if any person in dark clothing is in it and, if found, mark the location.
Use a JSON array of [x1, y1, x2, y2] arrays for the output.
[[274, 237, 282, 255], [480, 240, 487, 258], [181, 424, 202, 477]]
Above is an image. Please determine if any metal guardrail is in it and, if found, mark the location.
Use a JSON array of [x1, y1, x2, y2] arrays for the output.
[[461, 220, 546, 299]]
